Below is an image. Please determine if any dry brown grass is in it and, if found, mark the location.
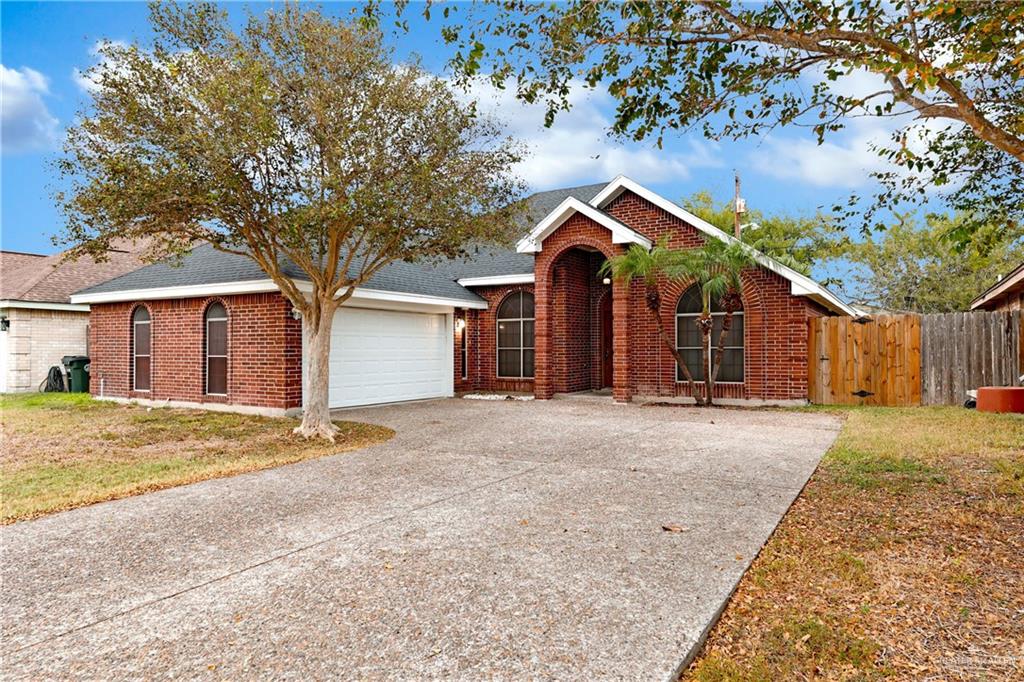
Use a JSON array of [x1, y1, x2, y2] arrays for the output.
[[684, 407, 1024, 681], [1, 392, 394, 523]]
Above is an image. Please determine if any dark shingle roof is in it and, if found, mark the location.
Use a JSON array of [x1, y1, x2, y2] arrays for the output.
[[75, 182, 608, 301], [77, 244, 488, 304], [429, 181, 607, 280]]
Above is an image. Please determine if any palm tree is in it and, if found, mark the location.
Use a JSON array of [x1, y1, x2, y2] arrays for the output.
[[599, 240, 704, 404], [701, 240, 756, 389], [601, 238, 755, 406]]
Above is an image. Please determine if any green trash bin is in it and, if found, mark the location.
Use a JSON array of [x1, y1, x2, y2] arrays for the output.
[[62, 356, 90, 393]]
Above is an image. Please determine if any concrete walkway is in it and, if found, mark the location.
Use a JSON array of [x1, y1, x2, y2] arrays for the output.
[[1, 399, 840, 679]]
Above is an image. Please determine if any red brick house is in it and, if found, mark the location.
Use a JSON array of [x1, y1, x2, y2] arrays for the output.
[[72, 177, 855, 415]]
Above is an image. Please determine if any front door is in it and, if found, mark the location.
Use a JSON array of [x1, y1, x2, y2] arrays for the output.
[[600, 293, 613, 388]]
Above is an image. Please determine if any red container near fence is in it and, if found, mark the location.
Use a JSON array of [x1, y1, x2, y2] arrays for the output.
[[976, 387, 1024, 414]]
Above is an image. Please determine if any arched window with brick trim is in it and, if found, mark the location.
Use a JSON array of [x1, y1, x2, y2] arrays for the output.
[[204, 302, 228, 395], [131, 306, 151, 391], [675, 285, 744, 382], [496, 291, 535, 378]]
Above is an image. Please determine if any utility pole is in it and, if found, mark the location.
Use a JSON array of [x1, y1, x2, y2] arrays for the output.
[[733, 171, 742, 240]]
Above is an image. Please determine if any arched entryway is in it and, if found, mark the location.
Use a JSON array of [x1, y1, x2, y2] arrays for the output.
[[546, 246, 614, 394]]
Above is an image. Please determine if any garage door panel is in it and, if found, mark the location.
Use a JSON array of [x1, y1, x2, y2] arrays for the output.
[[321, 307, 450, 409]]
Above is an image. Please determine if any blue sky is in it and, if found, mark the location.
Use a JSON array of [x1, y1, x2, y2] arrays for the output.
[[1, 1, 897, 258]]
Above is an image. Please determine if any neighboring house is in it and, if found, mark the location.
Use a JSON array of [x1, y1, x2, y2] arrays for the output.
[[0, 241, 151, 392], [971, 262, 1024, 312], [71, 176, 855, 415]]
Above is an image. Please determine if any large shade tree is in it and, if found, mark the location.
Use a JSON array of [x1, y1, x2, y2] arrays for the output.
[[406, 0, 1023, 242], [845, 213, 1024, 313], [57, 3, 523, 439]]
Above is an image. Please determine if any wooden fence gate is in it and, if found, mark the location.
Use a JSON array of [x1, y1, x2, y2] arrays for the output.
[[808, 310, 1022, 407], [808, 315, 921, 406]]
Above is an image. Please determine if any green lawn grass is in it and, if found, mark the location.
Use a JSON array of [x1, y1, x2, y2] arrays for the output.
[[1, 392, 394, 523]]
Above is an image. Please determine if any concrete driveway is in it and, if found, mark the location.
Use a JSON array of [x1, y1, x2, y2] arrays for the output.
[[1, 398, 840, 679]]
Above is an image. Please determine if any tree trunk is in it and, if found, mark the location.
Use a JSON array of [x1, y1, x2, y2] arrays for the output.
[[295, 298, 340, 441], [697, 313, 714, 406], [709, 312, 734, 388], [710, 292, 742, 390]]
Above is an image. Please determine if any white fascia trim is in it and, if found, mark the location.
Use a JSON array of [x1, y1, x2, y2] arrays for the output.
[[970, 265, 1024, 310], [590, 175, 858, 316], [0, 299, 91, 312], [516, 196, 653, 253], [72, 278, 488, 310], [456, 273, 535, 287], [70, 279, 280, 304], [349, 287, 488, 310]]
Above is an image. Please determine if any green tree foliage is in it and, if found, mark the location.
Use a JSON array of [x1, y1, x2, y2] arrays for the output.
[[419, 0, 1024, 242], [682, 191, 850, 278], [845, 214, 1023, 313], [57, 3, 523, 439]]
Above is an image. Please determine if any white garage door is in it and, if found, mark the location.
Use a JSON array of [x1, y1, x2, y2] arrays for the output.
[[323, 307, 451, 409]]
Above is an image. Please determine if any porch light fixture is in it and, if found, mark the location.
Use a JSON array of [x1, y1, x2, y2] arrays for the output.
[[455, 318, 466, 332], [0, 317, 8, 332], [602, 277, 611, 285]]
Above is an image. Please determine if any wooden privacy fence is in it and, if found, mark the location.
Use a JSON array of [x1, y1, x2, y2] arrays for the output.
[[921, 310, 1023, 405], [808, 310, 1022, 407]]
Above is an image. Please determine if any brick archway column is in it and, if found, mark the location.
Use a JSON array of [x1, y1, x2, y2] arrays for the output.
[[534, 260, 554, 399], [611, 277, 631, 402]]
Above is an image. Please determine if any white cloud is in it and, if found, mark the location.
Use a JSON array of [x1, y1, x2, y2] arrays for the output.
[[752, 65, 960, 191], [459, 79, 721, 189], [72, 39, 129, 94], [751, 124, 891, 188], [1, 65, 60, 154]]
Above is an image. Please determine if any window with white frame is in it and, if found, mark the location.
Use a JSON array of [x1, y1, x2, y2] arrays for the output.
[[132, 306, 151, 391], [496, 291, 534, 378], [675, 285, 744, 382], [205, 302, 228, 395]]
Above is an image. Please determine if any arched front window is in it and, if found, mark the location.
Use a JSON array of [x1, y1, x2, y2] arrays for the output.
[[675, 285, 744, 382], [131, 306, 151, 391], [496, 291, 535, 378], [205, 302, 228, 395]]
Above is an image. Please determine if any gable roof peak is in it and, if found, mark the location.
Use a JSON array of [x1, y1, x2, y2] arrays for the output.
[[522, 175, 858, 316], [515, 195, 653, 254]]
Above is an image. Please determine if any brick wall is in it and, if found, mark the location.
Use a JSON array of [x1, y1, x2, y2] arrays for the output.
[[605, 191, 825, 401], [88, 293, 302, 409], [1, 307, 89, 392], [455, 284, 535, 394]]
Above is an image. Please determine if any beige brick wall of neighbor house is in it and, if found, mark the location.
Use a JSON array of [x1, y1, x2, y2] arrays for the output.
[[1, 308, 89, 392]]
